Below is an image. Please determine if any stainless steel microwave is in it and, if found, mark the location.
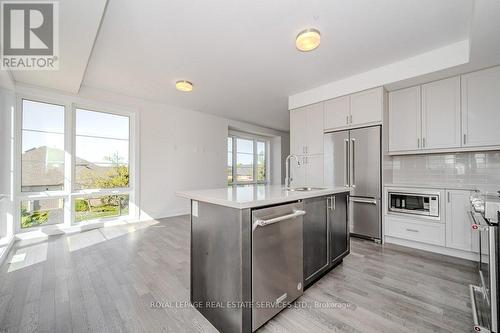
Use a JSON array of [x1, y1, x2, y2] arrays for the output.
[[388, 192, 439, 217]]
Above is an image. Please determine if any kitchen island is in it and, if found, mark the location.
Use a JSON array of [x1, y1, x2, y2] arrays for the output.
[[176, 185, 351, 332]]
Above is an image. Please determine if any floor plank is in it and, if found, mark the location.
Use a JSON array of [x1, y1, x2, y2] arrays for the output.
[[0, 216, 477, 332]]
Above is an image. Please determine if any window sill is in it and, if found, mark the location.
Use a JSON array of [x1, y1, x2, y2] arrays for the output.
[[15, 215, 138, 240]]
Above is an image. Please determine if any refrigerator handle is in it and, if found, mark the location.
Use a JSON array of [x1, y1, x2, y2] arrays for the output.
[[344, 139, 349, 187], [350, 138, 356, 188]]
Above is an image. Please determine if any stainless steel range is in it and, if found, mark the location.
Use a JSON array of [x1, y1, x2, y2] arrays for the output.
[[470, 192, 500, 333]]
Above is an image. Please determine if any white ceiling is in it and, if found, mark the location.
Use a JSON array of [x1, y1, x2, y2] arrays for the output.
[[11, 0, 107, 93], [11, 0, 489, 131], [81, 0, 476, 131]]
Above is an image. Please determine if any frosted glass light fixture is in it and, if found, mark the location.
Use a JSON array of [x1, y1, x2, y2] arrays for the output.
[[296, 28, 321, 52]]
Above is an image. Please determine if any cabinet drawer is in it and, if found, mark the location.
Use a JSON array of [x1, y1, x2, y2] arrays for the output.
[[385, 216, 445, 246]]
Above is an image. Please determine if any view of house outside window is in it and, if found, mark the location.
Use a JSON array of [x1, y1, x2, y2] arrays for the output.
[[18, 99, 135, 229], [21, 100, 65, 192]]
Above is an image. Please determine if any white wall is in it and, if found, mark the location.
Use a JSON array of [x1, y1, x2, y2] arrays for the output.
[[289, 40, 469, 110], [391, 151, 500, 193], [11, 84, 288, 221], [138, 102, 228, 218]]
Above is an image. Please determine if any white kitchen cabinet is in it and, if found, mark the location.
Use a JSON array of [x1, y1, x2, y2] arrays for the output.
[[385, 215, 445, 247], [324, 88, 383, 131], [306, 103, 325, 155], [304, 154, 324, 187], [290, 102, 324, 155], [388, 86, 421, 152], [290, 107, 307, 155], [290, 157, 306, 187], [461, 66, 500, 148], [445, 190, 474, 252], [350, 87, 383, 127], [289, 155, 323, 188], [421, 77, 461, 150], [324, 95, 350, 130]]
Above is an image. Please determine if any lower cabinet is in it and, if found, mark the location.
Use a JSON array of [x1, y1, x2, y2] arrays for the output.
[[303, 196, 328, 286], [384, 187, 478, 260], [445, 190, 476, 252], [303, 193, 349, 287], [385, 216, 446, 246], [329, 193, 349, 265]]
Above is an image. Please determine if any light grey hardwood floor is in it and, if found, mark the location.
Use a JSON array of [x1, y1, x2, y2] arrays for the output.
[[0, 215, 477, 333]]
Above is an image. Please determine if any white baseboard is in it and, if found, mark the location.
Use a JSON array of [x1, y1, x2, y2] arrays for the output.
[[140, 210, 190, 221], [0, 236, 15, 266], [385, 236, 479, 261]]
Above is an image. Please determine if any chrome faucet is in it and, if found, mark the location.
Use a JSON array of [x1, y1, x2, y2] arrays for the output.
[[285, 154, 300, 188]]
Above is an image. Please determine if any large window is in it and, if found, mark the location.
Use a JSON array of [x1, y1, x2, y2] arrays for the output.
[[21, 100, 65, 192], [75, 108, 130, 190], [17, 98, 137, 231], [227, 133, 269, 185]]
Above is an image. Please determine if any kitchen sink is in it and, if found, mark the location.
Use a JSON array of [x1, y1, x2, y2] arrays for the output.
[[286, 187, 326, 192]]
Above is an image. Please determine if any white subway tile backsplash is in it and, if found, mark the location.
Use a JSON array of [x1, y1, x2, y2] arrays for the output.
[[392, 151, 500, 191]]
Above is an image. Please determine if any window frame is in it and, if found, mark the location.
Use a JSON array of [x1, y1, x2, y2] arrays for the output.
[[227, 131, 270, 186], [14, 94, 140, 233]]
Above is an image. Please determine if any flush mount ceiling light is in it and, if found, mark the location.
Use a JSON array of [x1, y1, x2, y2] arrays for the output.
[[175, 80, 193, 92], [295, 28, 321, 52]]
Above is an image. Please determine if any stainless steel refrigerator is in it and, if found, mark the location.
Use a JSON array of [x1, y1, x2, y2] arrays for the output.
[[324, 126, 381, 240]]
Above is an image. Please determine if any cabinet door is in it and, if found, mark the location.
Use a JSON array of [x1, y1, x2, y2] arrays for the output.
[[329, 193, 349, 265], [305, 154, 324, 187], [350, 87, 383, 127], [306, 103, 325, 155], [388, 86, 421, 152], [421, 77, 461, 149], [290, 156, 306, 187], [290, 107, 308, 155], [303, 196, 328, 285], [324, 96, 350, 130], [461, 66, 500, 147], [445, 190, 473, 251]]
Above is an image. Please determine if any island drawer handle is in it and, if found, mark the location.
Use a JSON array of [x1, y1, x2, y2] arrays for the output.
[[253, 210, 306, 231], [406, 228, 419, 233]]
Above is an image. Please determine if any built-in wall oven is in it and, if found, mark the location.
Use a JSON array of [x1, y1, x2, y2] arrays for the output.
[[388, 192, 440, 218], [470, 193, 499, 333]]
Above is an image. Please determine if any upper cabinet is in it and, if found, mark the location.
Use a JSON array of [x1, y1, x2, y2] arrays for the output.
[[324, 87, 383, 131], [290, 102, 324, 155], [388, 86, 421, 152], [350, 88, 384, 126], [388, 66, 500, 154], [421, 76, 461, 150], [461, 66, 500, 148], [324, 95, 349, 130]]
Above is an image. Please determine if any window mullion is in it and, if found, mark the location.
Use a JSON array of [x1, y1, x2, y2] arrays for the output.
[[253, 140, 257, 184], [266, 141, 269, 184], [64, 102, 74, 226], [14, 96, 22, 234], [232, 136, 236, 185]]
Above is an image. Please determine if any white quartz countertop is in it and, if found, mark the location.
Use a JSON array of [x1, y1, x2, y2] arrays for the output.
[[176, 185, 351, 209]]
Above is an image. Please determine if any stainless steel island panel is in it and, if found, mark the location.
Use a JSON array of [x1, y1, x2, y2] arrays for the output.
[[190, 200, 252, 333]]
